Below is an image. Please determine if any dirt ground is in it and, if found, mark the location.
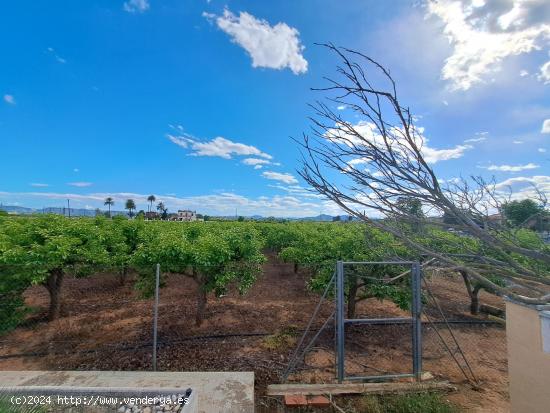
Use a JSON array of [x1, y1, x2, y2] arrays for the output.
[[0, 254, 509, 412]]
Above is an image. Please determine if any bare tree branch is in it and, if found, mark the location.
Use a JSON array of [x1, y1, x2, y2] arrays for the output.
[[298, 44, 550, 305]]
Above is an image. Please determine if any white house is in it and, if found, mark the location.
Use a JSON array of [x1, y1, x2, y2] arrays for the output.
[[172, 210, 197, 222]]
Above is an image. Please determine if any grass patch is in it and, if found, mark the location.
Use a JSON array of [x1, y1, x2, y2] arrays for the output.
[[0, 396, 47, 413], [327, 392, 461, 413], [262, 325, 298, 351]]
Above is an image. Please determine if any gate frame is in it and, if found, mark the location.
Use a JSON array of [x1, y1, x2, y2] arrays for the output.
[[335, 260, 423, 383]]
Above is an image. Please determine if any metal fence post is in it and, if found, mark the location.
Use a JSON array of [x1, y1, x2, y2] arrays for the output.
[[336, 260, 345, 383], [152, 263, 160, 371], [412, 262, 422, 380]]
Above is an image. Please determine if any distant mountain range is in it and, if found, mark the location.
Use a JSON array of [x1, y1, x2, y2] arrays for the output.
[[0, 205, 358, 222], [0, 205, 127, 217]]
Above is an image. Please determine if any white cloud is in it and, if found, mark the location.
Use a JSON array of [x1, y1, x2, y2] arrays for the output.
[[520, 69, 529, 77], [123, 0, 150, 13], [30, 183, 49, 188], [538, 147, 547, 152], [204, 9, 308, 75], [46, 47, 66, 64], [269, 184, 323, 199], [513, 140, 524, 144], [464, 136, 486, 143], [330, 120, 473, 164], [427, 0, 550, 90], [337, 105, 346, 111], [262, 171, 298, 184], [495, 175, 550, 200], [538, 60, 550, 83], [3, 94, 15, 105], [242, 158, 271, 166], [168, 134, 272, 159], [483, 162, 539, 172], [67, 182, 93, 187], [542, 119, 550, 133], [0, 190, 327, 218], [423, 144, 473, 163]]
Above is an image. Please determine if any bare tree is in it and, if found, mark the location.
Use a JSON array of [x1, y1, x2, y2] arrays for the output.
[[298, 44, 550, 306]]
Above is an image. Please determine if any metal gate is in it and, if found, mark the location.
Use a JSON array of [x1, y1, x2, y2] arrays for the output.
[[334, 260, 423, 383]]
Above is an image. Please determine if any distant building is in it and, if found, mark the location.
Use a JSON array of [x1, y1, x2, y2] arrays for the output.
[[171, 210, 198, 222], [487, 213, 503, 225], [145, 211, 159, 220]]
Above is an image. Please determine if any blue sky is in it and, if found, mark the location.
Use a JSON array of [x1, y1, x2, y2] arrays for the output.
[[1, 0, 549, 217]]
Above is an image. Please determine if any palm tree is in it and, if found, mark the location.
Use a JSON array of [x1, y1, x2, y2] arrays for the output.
[[156, 201, 166, 220], [147, 195, 156, 213], [104, 197, 114, 218], [125, 199, 136, 218]]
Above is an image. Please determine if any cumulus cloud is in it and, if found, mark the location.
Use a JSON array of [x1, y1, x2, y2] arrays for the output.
[[423, 144, 473, 163], [3, 94, 15, 105], [168, 134, 272, 159], [538, 148, 547, 153], [123, 0, 150, 13], [67, 182, 93, 187], [539, 60, 550, 83], [262, 171, 298, 184], [482, 162, 539, 172], [542, 119, 550, 133], [0, 190, 326, 218], [203, 9, 307, 74], [427, 0, 550, 90], [329, 120, 473, 164], [494, 175, 550, 200], [241, 157, 278, 169]]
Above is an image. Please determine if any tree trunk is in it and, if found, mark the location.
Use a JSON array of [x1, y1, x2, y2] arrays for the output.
[[294, 263, 299, 275], [460, 269, 481, 315], [119, 267, 128, 286], [347, 276, 359, 319], [194, 269, 207, 326], [44, 268, 64, 321], [471, 285, 481, 315], [196, 287, 207, 327]]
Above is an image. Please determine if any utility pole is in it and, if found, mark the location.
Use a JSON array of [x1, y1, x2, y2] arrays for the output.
[[67, 199, 71, 218]]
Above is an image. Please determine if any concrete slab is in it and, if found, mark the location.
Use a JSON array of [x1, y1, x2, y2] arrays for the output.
[[0, 371, 254, 413]]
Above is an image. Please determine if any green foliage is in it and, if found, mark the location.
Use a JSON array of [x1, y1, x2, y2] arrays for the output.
[[276, 222, 413, 311], [132, 222, 266, 297], [0, 215, 140, 326], [125, 199, 136, 217], [262, 325, 298, 351], [502, 199, 543, 227], [355, 392, 460, 413], [396, 196, 424, 218]]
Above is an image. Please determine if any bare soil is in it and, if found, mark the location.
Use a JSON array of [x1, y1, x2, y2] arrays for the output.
[[0, 254, 509, 412]]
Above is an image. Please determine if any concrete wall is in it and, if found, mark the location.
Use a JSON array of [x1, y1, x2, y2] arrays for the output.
[[506, 301, 550, 413], [0, 371, 254, 413]]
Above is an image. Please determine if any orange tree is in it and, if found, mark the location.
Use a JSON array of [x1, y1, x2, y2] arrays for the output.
[[0, 215, 112, 322], [278, 222, 412, 318], [132, 221, 266, 326]]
